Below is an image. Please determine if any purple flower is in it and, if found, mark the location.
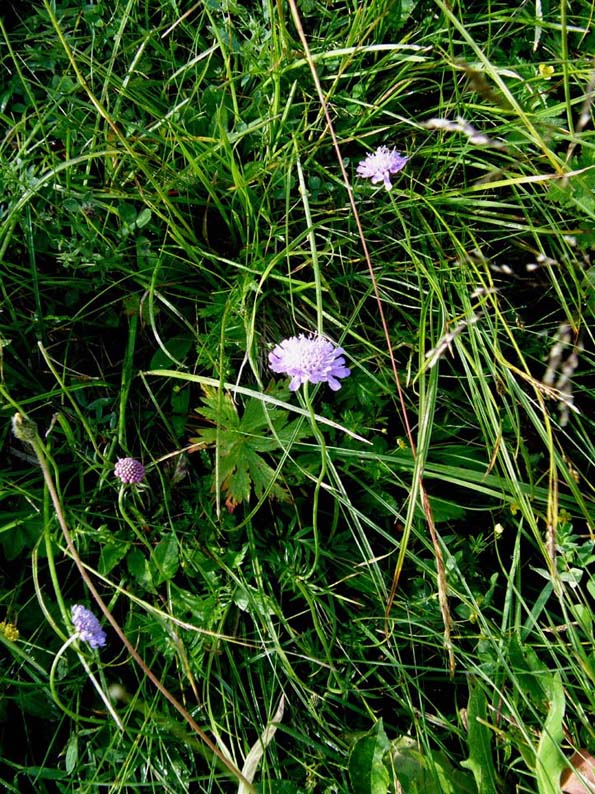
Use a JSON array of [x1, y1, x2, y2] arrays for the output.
[[114, 457, 145, 484], [71, 604, 107, 649], [269, 334, 351, 392], [356, 145, 408, 190]]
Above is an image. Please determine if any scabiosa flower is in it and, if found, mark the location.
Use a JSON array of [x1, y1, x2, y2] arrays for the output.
[[71, 604, 106, 649], [114, 457, 145, 484], [356, 145, 408, 191], [269, 334, 351, 392]]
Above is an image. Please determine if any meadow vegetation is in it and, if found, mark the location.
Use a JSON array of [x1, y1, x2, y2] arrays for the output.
[[1, 0, 595, 792]]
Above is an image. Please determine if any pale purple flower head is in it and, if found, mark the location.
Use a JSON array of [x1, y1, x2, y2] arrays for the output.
[[356, 145, 408, 190], [114, 457, 145, 484], [71, 604, 107, 649], [269, 334, 351, 392]]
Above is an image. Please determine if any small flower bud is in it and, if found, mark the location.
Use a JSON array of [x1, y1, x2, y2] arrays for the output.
[[114, 457, 145, 484], [11, 412, 38, 445]]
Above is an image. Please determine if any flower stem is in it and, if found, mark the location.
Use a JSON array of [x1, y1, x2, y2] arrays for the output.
[[301, 383, 327, 580]]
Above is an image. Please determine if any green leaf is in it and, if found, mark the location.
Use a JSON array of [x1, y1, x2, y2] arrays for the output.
[[390, 737, 477, 794], [99, 542, 129, 576], [426, 494, 467, 523], [233, 584, 276, 617], [191, 384, 306, 506], [127, 547, 155, 592], [65, 733, 78, 774], [425, 750, 477, 794], [390, 735, 425, 790], [135, 207, 152, 228], [170, 385, 191, 437], [535, 672, 565, 794], [118, 202, 137, 225], [349, 720, 390, 794], [151, 535, 179, 585], [508, 636, 552, 705], [149, 336, 193, 369], [0, 514, 43, 560], [461, 681, 499, 793]]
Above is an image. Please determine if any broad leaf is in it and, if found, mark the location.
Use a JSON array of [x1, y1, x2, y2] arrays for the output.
[[461, 681, 499, 793], [349, 720, 390, 794], [191, 384, 307, 507], [391, 736, 477, 794], [151, 534, 179, 585], [536, 673, 566, 794]]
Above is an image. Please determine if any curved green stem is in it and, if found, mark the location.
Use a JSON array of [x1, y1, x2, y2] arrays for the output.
[[50, 635, 125, 729], [117, 487, 153, 553], [118, 313, 138, 448], [301, 383, 327, 580]]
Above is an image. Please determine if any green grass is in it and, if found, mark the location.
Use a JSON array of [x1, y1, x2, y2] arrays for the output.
[[1, 0, 595, 792]]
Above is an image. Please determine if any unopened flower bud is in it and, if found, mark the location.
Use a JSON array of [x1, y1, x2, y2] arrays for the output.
[[11, 412, 38, 445], [114, 457, 145, 484]]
